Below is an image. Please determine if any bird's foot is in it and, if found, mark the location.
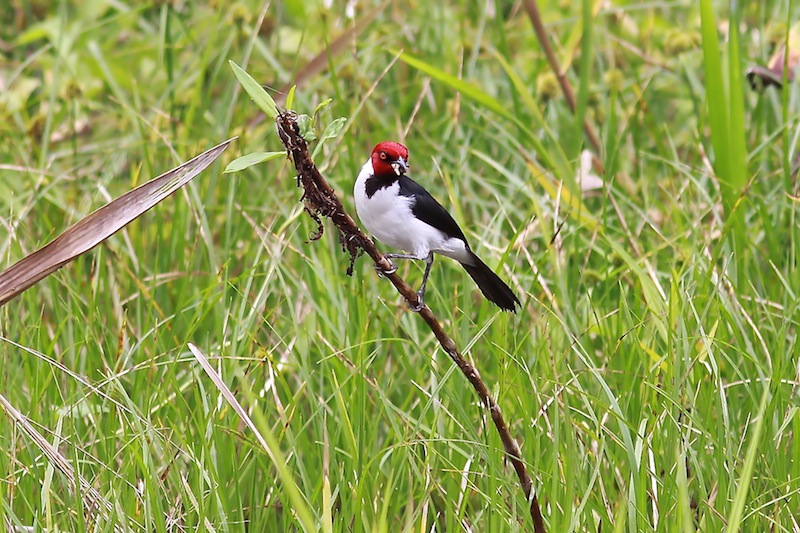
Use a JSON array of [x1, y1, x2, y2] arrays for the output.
[[407, 292, 425, 313], [375, 260, 397, 278]]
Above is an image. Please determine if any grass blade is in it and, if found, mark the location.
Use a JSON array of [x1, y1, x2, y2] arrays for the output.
[[699, 0, 730, 192], [394, 50, 514, 121], [727, 9, 748, 197], [724, 387, 771, 532], [230, 60, 278, 119], [186, 343, 317, 532], [726, 5, 748, 254], [0, 393, 134, 531]]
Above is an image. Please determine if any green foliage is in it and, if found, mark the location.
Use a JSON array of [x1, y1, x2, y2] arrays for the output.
[[2, 0, 800, 531], [700, 0, 749, 279], [229, 60, 279, 120], [224, 151, 284, 173]]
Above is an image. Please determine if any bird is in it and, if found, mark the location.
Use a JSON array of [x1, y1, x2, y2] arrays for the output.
[[353, 141, 520, 312]]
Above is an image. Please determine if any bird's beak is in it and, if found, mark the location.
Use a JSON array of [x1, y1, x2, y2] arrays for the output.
[[391, 157, 408, 176]]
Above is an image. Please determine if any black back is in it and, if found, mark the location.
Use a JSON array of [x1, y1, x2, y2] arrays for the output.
[[398, 175, 469, 245]]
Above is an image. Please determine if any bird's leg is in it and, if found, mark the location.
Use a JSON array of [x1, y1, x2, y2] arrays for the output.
[[375, 253, 417, 278], [408, 253, 434, 312]]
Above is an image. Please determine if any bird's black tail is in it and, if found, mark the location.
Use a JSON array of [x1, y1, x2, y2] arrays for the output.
[[461, 253, 520, 312]]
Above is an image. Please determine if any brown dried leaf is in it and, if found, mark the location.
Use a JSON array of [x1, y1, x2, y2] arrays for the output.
[[0, 137, 236, 306]]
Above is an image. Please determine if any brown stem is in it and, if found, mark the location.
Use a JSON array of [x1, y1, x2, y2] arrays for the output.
[[275, 111, 546, 532], [522, 0, 604, 174]]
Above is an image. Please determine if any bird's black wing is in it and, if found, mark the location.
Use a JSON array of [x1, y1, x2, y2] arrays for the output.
[[398, 175, 470, 245]]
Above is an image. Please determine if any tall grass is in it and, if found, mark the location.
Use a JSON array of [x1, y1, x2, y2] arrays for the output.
[[1, 1, 799, 531]]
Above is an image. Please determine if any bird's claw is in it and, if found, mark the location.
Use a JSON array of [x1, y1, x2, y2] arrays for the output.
[[407, 292, 425, 312], [375, 260, 397, 278]]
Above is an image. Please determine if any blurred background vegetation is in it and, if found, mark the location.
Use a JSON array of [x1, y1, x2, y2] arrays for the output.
[[1, 0, 799, 531]]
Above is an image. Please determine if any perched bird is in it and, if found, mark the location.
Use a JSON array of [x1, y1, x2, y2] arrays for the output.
[[354, 141, 520, 312]]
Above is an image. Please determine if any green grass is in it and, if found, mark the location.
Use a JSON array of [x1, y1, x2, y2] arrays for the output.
[[2, 0, 800, 531]]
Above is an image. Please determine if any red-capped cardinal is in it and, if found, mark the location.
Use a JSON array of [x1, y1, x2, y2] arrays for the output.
[[354, 141, 520, 312]]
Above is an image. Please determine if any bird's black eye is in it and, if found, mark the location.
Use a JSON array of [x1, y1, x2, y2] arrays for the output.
[[379, 151, 388, 161]]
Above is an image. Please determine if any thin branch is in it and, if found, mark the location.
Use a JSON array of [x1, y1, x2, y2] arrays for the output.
[[275, 111, 546, 532]]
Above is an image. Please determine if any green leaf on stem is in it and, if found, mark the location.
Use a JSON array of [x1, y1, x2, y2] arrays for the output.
[[312, 118, 347, 158], [223, 151, 285, 174], [296, 114, 317, 141], [229, 60, 278, 119], [285, 85, 297, 111]]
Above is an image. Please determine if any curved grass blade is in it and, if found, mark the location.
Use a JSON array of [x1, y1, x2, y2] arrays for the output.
[[311, 117, 347, 159], [396, 49, 569, 184], [224, 151, 285, 173], [187, 343, 317, 532], [229, 60, 278, 119], [285, 84, 297, 111], [0, 392, 137, 531], [0, 138, 236, 306], [393, 50, 513, 120], [724, 387, 771, 532], [492, 50, 573, 181]]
